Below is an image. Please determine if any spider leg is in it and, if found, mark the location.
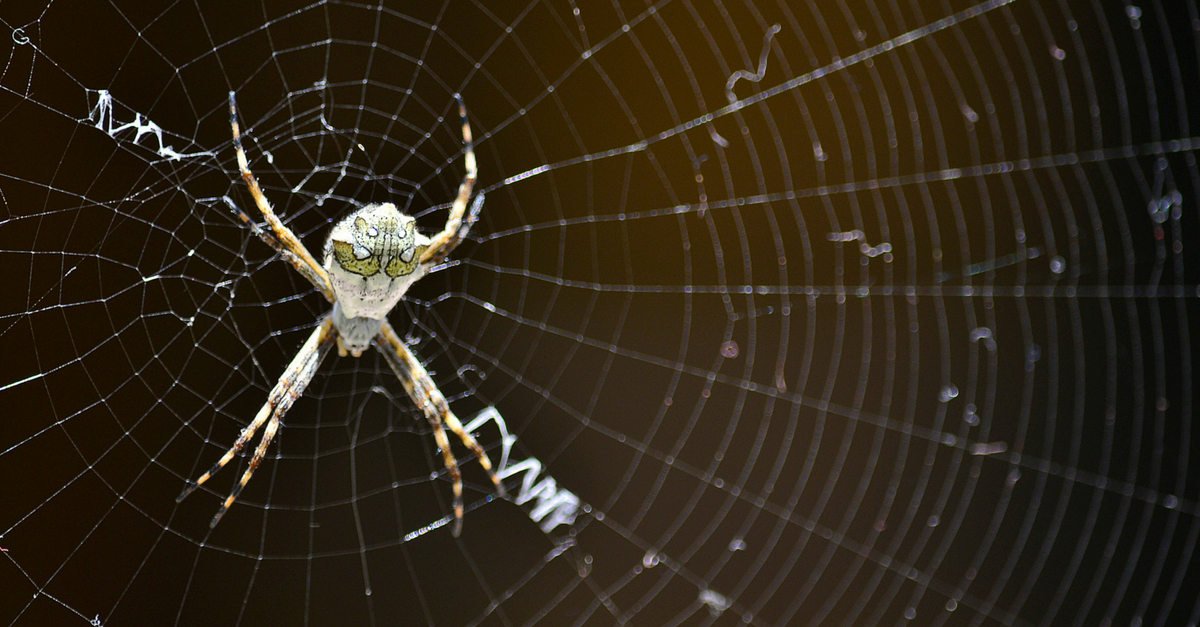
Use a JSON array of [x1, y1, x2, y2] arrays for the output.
[[229, 91, 335, 303], [179, 316, 336, 527], [221, 196, 333, 298], [420, 94, 480, 266], [375, 319, 505, 537]]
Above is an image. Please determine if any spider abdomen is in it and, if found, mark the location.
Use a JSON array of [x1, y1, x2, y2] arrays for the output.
[[331, 303, 384, 355]]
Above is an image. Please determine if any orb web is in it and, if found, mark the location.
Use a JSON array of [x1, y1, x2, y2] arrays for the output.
[[1, 0, 1198, 625]]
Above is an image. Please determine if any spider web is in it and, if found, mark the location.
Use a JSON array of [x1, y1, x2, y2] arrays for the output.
[[1, 0, 1198, 625]]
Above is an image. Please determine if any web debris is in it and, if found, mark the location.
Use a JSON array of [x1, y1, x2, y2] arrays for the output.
[[85, 90, 211, 161], [710, 24, 782, 148], [828, 229, 893, 259], [1148, 189, 1182, 224], [969, 326, 997, 351], [727, 24, 782, 104], [698, 589, 731, 616]]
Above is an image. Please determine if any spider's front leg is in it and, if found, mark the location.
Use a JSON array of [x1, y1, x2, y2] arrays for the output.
[[229, 91, 335, 302], [420, 94, 483, 266], [178, 316, 336, 527]]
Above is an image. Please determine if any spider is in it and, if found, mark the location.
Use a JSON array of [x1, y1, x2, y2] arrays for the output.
[[177, 92, 505, 535]]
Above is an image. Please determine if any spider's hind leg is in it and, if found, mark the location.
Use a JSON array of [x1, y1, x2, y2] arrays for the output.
[[178, 316, 336, 527], [375, 320, 505, 536]]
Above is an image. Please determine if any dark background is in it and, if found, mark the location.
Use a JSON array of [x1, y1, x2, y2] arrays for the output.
[[2, 0, 1199, 625]]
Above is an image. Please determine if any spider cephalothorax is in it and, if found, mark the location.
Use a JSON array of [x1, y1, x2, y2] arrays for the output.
[[325, 203, 430, 357], [325, 204, 429, 313], [177, 92, 502, 535]]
